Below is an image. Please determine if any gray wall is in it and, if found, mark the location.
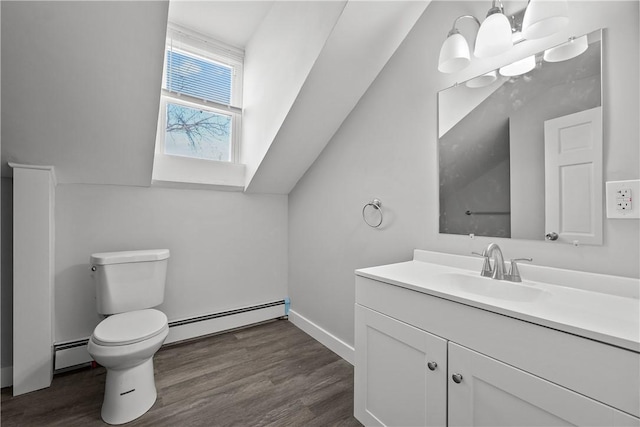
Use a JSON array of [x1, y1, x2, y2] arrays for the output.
[[441, 159, 511, 238], [1, 180, 288, 369], [0, 1, 289, 373], [55, 184, 288, 343], [288, 1, 640, 348], [1, 1, 167, 185], [439, 113, 511, 238]]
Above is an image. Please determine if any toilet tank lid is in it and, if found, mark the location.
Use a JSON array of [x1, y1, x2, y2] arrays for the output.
[[91, 249, 170, 265]]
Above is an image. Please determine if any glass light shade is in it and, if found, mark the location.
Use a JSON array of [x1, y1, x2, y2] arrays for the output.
[[465, 70, 498, 88], [543, 35, 588, 62], [522, 0, 569, 40], [474, 12, 513, 58], [499, 55, 536, 76], [438, 32, 471, 73]]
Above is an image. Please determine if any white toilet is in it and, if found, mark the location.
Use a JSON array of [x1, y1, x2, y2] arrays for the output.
[[87, 249, 170, 425]]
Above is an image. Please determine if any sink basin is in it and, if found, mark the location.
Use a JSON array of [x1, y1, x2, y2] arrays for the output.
[[437, 273, 549, 302]]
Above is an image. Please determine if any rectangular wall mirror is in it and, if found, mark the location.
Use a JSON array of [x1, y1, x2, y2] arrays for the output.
[[438, 29, 603, 244]]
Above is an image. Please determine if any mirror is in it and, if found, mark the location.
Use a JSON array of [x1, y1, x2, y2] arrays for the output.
[[438, 29, 602, 242]]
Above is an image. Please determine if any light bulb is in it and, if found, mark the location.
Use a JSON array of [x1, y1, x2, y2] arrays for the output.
[[543, 35, 588, 62], [522, 0, 569, 40], [499, 55, 536, 76], [438, 31, 471, 73], [474, 10, 513, 58]]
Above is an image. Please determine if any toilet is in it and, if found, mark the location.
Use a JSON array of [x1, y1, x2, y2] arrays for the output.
[[87, 249, 170, 425]]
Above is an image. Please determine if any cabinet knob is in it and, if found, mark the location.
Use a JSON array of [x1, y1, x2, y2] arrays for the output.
[[451, 373, 463, 384], [427, 361, 437, 371], [545, 232, 559, 241]]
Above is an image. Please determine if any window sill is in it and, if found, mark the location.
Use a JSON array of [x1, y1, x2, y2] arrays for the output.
[[152, 154, 245, 192]]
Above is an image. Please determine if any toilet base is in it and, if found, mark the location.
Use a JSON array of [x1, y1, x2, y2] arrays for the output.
[[101, 358, 157, 425]]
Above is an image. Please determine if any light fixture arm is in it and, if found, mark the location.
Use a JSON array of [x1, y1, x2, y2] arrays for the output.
[[487, 0, 506, 16], [448, 15, 481, 36]]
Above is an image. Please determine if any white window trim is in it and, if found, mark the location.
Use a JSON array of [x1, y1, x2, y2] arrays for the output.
[[161, 89, 242, 115], [152, 23, 246, 190], [158, 94, 241, 164]]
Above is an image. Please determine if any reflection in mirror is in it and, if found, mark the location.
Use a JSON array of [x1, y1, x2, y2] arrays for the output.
[[438, 29, 602, 242]]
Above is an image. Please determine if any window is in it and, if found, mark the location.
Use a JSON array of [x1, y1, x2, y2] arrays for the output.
[[157, 26, 243, 163], [164, 101, 233, 162]]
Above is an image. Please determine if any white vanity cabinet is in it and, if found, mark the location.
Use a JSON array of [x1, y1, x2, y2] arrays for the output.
[[354, 305, 447, 426], [448, 342, 638, 427], [354, 271, 640, 427]]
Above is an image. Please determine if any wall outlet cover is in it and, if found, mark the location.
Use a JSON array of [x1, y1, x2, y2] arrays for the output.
[[606, 179, 640, 219]]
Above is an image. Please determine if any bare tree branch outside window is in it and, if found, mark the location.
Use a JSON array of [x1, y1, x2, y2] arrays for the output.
[[165, 103, 232, 161], [163, 48, 234, 162]]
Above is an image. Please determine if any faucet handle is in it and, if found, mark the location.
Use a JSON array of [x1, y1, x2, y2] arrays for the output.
[[472, 251, 493, 277], [506, 258, 533, 282]]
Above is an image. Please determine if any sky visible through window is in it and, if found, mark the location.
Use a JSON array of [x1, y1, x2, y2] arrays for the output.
[[164, 50, 233, 161]]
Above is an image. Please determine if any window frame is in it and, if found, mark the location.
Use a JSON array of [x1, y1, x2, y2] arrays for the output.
[[157, 25, 244, 164], [159, 96, 239, 163]]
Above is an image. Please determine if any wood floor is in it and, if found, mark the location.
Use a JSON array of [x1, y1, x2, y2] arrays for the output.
[[1, 319, 362, 427]]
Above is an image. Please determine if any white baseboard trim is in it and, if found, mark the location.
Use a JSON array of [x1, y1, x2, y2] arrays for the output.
[[1, 366, 13, 388], [288, 309, 355, 365]]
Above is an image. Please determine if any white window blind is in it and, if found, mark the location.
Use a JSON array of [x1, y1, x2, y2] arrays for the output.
[[163, 25, 243, 111], [156, 25, 244, 164], [166, 48, 233, 105]]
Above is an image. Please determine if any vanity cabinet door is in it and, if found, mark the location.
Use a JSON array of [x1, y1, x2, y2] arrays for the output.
[[448, 342, 627, 426], [354, 304, 447, 427]]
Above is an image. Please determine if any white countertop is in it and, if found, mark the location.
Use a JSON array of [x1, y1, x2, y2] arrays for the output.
[[356, 250, 640, 353]]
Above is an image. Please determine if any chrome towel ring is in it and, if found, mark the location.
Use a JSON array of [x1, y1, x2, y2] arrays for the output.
[[363, 199, 383, 228]]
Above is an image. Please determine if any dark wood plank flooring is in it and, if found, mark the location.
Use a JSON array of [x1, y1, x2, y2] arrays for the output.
[[1, 319, 362, 426]]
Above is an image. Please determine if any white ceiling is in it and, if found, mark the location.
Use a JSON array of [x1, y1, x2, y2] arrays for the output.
[[1, 0, 426, 190], [245, 0, 431, 194], [168, 0, 274, 48]]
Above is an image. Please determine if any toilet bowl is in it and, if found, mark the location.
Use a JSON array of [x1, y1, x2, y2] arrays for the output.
[[88, 249, 170, 424], [88, 309, 169, 425]]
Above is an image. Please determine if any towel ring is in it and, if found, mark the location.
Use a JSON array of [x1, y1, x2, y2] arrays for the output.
[[362, 199, 383, 228]]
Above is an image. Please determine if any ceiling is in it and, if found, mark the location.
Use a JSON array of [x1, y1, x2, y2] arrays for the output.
[[1, 0, 428, 191], [167, 0, 274, 48]]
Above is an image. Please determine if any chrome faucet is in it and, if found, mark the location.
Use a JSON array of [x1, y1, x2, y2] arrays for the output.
[[473, 243, 533, 282], [504, 258, 533, 282], [484, 243, 506, 280]]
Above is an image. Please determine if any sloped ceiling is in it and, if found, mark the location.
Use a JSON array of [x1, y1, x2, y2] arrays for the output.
[[167, 0, 273, 49], [1, 1, 170, 186], [245, 1, 431, 194], [1, 0, 430, 192]]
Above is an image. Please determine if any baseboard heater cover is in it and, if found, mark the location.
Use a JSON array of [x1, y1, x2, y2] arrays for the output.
[[168, 300, 285, 328], [53, 299, 288, 372]]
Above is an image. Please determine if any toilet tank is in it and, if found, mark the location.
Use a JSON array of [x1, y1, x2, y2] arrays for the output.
[[90, 249, 170, 315]]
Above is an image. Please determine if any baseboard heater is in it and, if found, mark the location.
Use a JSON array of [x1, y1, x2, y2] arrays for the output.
[[167, 300, 286, 328], [53, 298, 289, 372]]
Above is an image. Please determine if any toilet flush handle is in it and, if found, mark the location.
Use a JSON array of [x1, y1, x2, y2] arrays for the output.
[[91, 266, 96, 272]]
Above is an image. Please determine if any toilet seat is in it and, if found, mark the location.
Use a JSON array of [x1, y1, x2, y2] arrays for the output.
[[93, 309, 168, 346]]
